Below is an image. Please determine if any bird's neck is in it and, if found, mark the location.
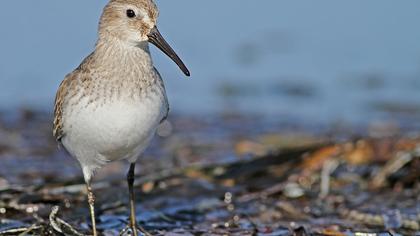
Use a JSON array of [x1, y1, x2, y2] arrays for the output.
[[93, 37, 154, 74]]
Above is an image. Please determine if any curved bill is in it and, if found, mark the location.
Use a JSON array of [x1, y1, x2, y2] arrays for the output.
[[147, 27, 190, 76]]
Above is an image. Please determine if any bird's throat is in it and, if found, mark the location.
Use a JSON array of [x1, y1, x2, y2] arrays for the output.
[[94, 38, 154, 73]]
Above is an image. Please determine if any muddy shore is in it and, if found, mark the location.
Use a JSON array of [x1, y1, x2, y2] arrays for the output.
[[0, 110, 419, 235]]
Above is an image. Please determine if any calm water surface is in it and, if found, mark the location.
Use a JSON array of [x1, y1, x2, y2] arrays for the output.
[[1, 0, 419, 125]]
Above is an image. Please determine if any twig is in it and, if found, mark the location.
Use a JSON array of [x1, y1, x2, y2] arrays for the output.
[[49, 206, 86, 236], [17, 224, 38, 236], [0, 225, 42, 235], [319, 159, 339, 198], [371, 151, 413, 188]]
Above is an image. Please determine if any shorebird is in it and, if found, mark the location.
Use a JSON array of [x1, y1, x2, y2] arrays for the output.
[[53, 0, 190, 235]]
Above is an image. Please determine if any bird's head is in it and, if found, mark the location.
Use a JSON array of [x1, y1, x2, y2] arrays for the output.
[[99, 0, 190, 76]]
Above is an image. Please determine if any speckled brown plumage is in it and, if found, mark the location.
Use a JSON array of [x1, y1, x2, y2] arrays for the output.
[[53, 74, 71, 141], [53, 53, 95, 141], [53, 50, 168, 142]]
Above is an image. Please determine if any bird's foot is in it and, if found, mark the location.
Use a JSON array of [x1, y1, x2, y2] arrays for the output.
[[119, 224, 152, 236]]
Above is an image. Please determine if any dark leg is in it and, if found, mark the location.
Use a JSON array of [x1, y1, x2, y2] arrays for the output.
[[87, 184, 98, 236], [127, 163, 138, 236]]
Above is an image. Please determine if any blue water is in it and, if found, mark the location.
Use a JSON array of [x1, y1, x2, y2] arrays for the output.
[[1, 1, 419, 125]]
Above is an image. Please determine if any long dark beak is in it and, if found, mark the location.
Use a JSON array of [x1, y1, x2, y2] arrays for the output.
[[148, 26, 190, 76]]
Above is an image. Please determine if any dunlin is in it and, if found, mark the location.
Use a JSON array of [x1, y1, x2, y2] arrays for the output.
[[53, 0, 190, 235]]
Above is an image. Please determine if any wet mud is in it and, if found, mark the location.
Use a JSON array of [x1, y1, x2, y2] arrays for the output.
[[0, 110, 419, 235]]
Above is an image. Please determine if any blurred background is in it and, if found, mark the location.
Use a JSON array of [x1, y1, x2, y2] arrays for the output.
[[1, 1, 420, 235], [1, 0, 419, 127]]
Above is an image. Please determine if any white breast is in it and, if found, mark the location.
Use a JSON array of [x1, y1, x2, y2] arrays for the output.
[[61, 89, 166, 180]]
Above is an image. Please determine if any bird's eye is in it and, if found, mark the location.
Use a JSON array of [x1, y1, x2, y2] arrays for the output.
[[126, 9, 136, 18]]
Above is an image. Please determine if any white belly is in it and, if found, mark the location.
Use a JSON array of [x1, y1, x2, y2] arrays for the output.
[[61, 92, 166, 180]]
